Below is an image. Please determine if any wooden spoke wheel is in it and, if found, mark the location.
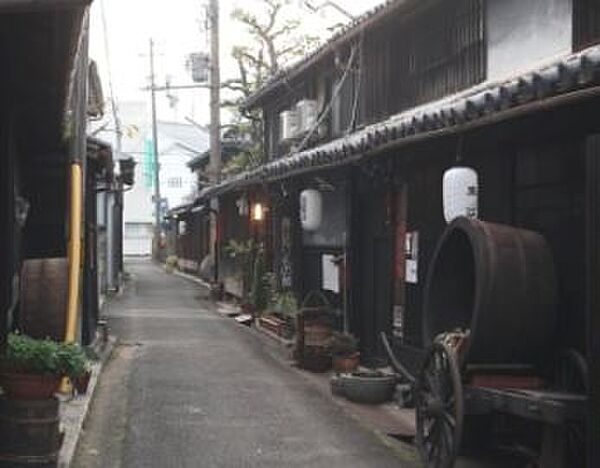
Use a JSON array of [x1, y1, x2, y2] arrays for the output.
[[553, 349, 589, 468], [553, 348, 589, 394], [416, 342, 464, 468]]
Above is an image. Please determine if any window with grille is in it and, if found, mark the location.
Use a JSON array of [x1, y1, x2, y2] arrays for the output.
[[574, 0, 600, 50], [167, 177, 182, 188], [359, 0, 485, 125]]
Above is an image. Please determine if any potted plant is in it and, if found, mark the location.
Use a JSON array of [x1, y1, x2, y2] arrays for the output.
[[57, 342, 91, 395], [330, 332, 360, 373], [225, 239, 256, 313], [249, 246, 268, 316], [275, 290, 298, 339], [0, 333, 89, 399], [165, 255, 178, 274]]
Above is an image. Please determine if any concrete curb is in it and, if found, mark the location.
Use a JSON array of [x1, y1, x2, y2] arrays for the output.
[[172, 269, 213, 290], [57, 336, 116, 468]]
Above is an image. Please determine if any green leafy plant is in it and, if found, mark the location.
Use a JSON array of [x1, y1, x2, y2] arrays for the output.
[[329, 332, 358, 357], [57, 342, 89, 380], [225, 239, 257, 302], [2, 333, 89, 380], [272, 290, 298, 318], [250, 246, 269, 313], [263, 271, 278, 308]]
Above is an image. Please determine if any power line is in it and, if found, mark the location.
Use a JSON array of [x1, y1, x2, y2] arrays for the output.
[[99, 0, 122, 153]]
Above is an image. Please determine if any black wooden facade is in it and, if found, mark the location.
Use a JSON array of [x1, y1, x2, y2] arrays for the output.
[[0, 3, 94, 347], [188, 1, 600, 464]]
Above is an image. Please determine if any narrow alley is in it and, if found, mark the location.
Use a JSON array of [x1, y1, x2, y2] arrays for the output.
[[72, 259, 406, 468]]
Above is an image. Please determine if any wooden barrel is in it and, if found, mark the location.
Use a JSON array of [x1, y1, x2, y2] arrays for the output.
[[423, 217, 558, 366], [0, 397, 61, 467]]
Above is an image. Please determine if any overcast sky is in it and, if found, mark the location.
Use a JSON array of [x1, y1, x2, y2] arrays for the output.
[[89, 0, 384, 130]]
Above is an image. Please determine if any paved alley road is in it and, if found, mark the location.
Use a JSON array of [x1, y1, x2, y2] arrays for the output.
[[73, 259, 405, 468]]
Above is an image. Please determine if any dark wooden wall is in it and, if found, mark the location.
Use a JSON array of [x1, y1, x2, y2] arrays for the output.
[[585, 133, 600, 468], [393, 116, 586, 357], [0, 115, 17, 346], [218, 192, 251, 295], [262, 0, 485, 159], [176, 211, 210, 273], [360, 0, 485, 125], [574, 0, 600, 50]]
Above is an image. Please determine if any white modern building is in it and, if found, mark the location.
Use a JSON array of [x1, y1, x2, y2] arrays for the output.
[[156, 120, 209, 210], [103, 101, 208, 256]]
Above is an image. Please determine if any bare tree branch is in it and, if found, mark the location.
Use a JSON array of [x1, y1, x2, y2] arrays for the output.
[[224, 0, 319, 173]]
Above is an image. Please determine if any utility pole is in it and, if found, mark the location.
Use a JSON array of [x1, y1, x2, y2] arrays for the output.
[[208, 0, 221, 285], [209, 0, 221, 183], [149, 38, 162, 260]]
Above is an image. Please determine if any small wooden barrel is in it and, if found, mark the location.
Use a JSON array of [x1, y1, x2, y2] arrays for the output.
[[0, 397, 61, 468], [295, 291, 334, 370]]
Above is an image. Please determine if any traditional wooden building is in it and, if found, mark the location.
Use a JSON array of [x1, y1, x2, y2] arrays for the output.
[[198, 0, 600, 465], [0, 0, 114, 348]]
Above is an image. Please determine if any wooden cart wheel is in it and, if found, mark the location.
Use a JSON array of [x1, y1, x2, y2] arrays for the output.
[[553, 348, 589, 394], [416, 342, 464, 468], [553, 349, 588, 468]]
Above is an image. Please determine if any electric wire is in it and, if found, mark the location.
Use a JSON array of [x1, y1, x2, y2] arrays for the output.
[[346, 30, 363, 134], [295, 41, 358, 153], [99, 0, 123, 152]]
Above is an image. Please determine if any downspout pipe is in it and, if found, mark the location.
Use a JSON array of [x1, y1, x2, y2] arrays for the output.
[[64, 7, 89, 346], [64, 162, 83, 344]]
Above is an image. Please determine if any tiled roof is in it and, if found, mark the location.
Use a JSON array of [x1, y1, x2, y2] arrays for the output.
[[200, 43, 600, 200], [0, 0, 91, 12]]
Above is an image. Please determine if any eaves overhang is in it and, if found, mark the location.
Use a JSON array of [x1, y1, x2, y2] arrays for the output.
[[201, 43, 600, 200], [0, 0, 91, 13]]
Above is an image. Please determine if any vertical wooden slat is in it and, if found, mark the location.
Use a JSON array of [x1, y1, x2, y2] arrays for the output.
[[586, 135, 600, 468], [330, 0, 485, 136], [575, 0, 600, 50]]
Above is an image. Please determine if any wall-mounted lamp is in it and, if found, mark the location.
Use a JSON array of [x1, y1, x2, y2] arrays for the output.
[[252, 202, 265, 222]]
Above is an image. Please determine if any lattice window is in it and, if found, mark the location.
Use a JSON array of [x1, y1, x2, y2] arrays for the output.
[[574, 0, 600, 50]]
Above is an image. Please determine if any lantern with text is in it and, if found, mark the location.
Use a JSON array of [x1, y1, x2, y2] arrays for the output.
[[443, 167, 479, 224]]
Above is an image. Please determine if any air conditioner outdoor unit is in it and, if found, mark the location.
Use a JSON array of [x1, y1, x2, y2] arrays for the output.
[[279, 110, 299, 141], [296, 100, 318, 134]]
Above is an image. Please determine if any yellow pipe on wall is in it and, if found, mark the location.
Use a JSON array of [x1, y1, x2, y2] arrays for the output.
[[64, 162, 83, 344]]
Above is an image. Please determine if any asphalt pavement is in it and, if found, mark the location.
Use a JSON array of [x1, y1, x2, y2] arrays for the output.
[[72, 258, 405, 468]]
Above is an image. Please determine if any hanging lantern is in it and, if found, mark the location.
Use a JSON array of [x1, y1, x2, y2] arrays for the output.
[[252, 202, 265, 222], [300, 189, 322, 231], [443, 167, 479, 224], [236, 195, 249, 216]]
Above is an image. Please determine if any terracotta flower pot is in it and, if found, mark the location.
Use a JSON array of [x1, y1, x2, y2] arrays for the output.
[[0, 373, 61, 400], [333, 352, 360, 373]]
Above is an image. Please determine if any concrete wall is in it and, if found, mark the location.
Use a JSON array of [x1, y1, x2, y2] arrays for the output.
[[124, 222, 153, 256], [487, 0, 573, 81]]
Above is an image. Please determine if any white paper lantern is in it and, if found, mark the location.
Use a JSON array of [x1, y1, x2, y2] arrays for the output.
[[300, 189, 322, 231], [443, 167, 479, 224]]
